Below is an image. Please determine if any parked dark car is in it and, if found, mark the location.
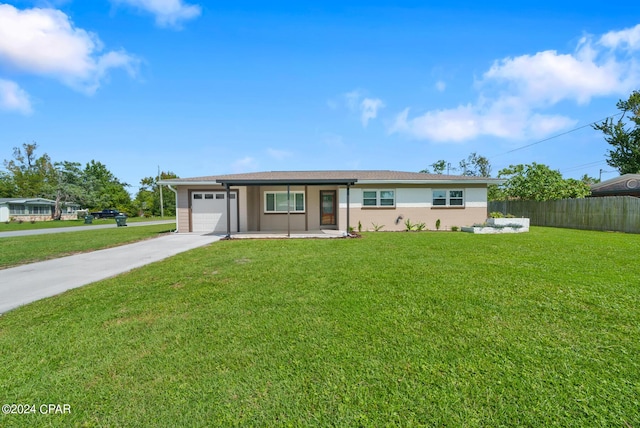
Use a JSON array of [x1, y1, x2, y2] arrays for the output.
[[90, 209, 123, 219]]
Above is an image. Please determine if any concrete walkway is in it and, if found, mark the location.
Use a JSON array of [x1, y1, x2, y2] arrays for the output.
[[0, 233, 221, 315]]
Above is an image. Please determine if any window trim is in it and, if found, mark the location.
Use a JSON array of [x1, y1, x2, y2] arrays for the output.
[[264, 191, 306, 213], [431, 189, 465, 208], [361, 189, 396, 208]]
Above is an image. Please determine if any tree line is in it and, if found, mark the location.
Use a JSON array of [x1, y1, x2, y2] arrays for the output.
[[1, 143, 176, 218]]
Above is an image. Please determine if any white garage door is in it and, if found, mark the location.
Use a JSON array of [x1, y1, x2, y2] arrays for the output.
[[192, 191, 238, 233]]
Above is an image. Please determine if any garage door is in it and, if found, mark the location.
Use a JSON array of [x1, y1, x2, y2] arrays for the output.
[[192, 191, 238, 233]]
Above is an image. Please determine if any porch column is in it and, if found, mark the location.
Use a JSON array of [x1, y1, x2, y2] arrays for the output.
[[346, 184, 351, 234], [225, 183, 231, 239], [287, 184, 291, 238]]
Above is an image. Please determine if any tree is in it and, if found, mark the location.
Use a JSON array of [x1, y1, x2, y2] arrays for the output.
[[3, 142, 53, 198], [134, 171, 178, 217], [47, 161, 85, 219], [421, 153, 491, 176], [81, 160, 133, 214], [420, 159, 448, 174], [489, 163, 591, 201], [459, 152, 492, 177], [593, 90, 640, 174]]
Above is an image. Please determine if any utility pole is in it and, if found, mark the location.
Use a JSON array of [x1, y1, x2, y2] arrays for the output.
[[158, 165, 164, 218]]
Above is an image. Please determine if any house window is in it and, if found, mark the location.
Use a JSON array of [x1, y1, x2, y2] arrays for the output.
[[29, 205, 51, 215], [9, 204, 25, 215], [264, 191, 305, 213], [362, 190, 395, 207], [193, 194, 203, 199], [432, 190, 465, 207]]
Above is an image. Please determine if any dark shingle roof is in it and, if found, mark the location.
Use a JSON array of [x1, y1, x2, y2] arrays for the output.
[[160, 170, 500, 185]]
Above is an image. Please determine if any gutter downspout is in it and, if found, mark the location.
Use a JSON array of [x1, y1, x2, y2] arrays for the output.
[[166, 185, 178, 233]]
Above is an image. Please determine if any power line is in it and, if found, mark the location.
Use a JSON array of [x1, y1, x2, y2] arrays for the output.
[[560, 160, 607, 174], [489, 112, 623, 160]]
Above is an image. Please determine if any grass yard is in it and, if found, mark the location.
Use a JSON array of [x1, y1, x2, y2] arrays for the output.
[[0, 216, 174, 231], [0, 224, 175, 269], [0, 228, 638, 426]]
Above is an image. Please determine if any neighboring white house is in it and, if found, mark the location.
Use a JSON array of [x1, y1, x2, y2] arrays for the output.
[[159, 170, 501, 236], [0, 198, 80, 222]]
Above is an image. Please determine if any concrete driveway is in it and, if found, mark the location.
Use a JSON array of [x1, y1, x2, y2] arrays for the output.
[[0, 232, 221, 314]]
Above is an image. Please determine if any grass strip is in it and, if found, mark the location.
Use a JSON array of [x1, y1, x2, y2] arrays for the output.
[[0, 224, 175, 269]]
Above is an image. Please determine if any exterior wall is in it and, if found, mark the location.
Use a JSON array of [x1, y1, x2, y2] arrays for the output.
[[339, 184, 488, 231], [174, 183, 489, 233], [176, 186, 192, 233], [257, 185, 307, 231]]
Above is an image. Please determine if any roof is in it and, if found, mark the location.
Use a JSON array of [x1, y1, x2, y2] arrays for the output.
[[0, 197, 56, 205], [0, 198, 81, 206], [590, 174, 640, 195], [159, 170, 502, 186]]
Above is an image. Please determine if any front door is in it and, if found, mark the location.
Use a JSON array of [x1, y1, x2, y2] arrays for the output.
[[320, 190, 336, 226]]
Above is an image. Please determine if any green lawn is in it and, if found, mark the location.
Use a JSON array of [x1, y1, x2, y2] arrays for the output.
[[0, 223, 175, 269], [0, 216, 174, 231], [0, 228, 638, 426]]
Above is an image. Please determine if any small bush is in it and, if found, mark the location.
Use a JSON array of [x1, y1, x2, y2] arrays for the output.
[[506, 213, 516, 218], [451, 226, 459, 232], [435, 219, 441, 230], [371, 222, 384, 231], [358, 221, 362, 233], [489, 211, 504, 218], [415, 222, 427, 231]]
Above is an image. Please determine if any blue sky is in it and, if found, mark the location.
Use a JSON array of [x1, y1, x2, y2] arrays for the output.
[[1, 1, 639, 193]]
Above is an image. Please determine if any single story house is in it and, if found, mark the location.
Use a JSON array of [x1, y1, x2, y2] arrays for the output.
[[590, 174, 640, 197], [159, 170, 500, 236], [0, 198, 80, 222]]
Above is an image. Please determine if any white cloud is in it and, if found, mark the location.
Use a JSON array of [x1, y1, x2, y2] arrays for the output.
[[0, 79, 32, 114], [0, 4, 138, 94], [360, 98, 384, 127], [266, 148, 292, 160], [599, 23, 640, 51], [390, 24, 640, 142], [435, 80, 446, 92], [111, 0, 201, 28], [343, 90, 384, 127]]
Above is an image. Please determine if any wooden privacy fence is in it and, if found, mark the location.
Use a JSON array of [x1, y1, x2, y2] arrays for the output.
[[488, 196, 640, 234]]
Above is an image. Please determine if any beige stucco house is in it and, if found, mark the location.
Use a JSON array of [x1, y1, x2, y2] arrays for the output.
[[159, 170, 500, 236]]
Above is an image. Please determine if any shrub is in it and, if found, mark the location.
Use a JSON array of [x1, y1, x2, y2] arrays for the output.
[[435, 219, 441, 230], [358, 221, 362, 233], [415, 222, 427, 231], [489, 211, 505, 218], [371, 222, 384, 231], [451, 226, 459, 232]]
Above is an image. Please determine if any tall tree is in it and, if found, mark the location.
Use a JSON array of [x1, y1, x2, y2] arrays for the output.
[[489, 163, 591, 201], [593, 90, 640, 174], [459, 152, 492, 177], [82, 160, 133, 213], [134, 171, 178, 217], [3, 142, 53, 198]]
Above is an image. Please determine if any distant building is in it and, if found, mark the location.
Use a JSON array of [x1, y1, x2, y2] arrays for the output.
[[590, 174, 640, 198], [0, 198, 80, 222]]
